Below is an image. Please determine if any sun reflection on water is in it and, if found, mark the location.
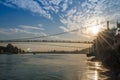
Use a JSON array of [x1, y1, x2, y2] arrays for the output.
[[85, 61, 101, 80], [94, 62, 99, 80], [85, 60, 110, 80], [93, 62, 100, 80], [94, 70, 98, 80]]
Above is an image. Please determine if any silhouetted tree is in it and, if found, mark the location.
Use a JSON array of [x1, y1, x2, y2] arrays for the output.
[[0, 46, 5, 53], [5, 43, 14, 53], [5, 43, 19, 54]]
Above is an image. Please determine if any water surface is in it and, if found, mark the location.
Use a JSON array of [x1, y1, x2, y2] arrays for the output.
[[0, 54, 109, 80]]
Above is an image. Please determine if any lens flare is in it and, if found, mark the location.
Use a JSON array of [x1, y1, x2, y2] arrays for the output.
[[88, 25, 101, 36], [27, 48, 31, 52]]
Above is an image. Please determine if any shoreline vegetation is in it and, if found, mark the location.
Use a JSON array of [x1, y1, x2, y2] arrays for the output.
[[88, 21, 120, 79], [0, 43, 24, 54], [0, 43, 89, 54]]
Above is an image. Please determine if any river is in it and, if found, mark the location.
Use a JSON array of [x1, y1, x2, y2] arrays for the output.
[[0, 54, 109, 80]]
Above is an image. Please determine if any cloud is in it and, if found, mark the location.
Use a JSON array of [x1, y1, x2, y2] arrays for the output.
[[9, 28, 43, 35], [0, 0, 52, 19], [0, 28, 10, 35], [10, 28, 46, 36], [59, 0, 120, 37], [38, 0, 70, 13], [0, 1, 15, 8], [9, 24, 46, 36], [59, 26, 69, 32], [0, 0, 120, 40], [0, 0, 71, 18], [60, 0, 69, 12], [0, 24, 47, 39], [49, 0, 61, 5], [19, 25, 44, 31], [0, 24, 61, 40], [1, 0, 119, 21]]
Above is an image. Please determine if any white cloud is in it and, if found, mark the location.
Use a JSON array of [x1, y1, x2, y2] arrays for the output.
[[0, 0, 71, 19], [1, 0, 120, 40], [36, 0, 70, 13], [1, 0, 120, 21], [62, 3, 67, 12], [9, 28, 47, 37], [0, 24, 47, 39], [48, 0, 61, 5], [0, 25, 61, 40], [0, 27, 51, 40], [10, 28, 25, 33], [59, 26, 68, 32], [60, 0, 69, 12], [0, 28, 10, 35], [0, 1, 15, 8], [1, 0, 51, 19], [59, 0, 120, 38], [66, 8, 76, 17], [19, 25, 44, 31], [8, 24, 46, 36]]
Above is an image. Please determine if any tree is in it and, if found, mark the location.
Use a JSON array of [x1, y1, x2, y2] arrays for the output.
[[5, 43, 19, 54]]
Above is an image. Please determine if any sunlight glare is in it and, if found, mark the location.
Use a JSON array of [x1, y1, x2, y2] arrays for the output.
[[92, 26, 99, 34], [27, 48, 31, 52], [88, 25, 101, 36]]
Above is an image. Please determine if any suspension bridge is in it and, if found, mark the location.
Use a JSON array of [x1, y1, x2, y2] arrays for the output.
[[0, 29, 92, 50]]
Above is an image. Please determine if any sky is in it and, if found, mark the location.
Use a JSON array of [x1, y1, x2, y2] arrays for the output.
[[0, 0, 120, 41]]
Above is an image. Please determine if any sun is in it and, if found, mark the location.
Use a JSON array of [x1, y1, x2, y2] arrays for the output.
[[88, 25, 100, 36], [91, 26, 100, 34]]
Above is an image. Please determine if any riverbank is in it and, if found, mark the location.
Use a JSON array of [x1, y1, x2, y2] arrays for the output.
[[0, 42, 89, 54], [88, 56, 120, 80], [89, 21, 120, 79]]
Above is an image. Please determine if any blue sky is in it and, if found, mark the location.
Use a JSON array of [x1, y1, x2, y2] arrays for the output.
[[0, 0, 120, 41]]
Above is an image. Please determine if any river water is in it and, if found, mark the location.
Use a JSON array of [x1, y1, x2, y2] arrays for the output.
[[0, 54, 109, 80]]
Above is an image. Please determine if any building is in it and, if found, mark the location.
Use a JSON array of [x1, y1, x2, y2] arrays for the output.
[[114, 22, 120, 51]]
